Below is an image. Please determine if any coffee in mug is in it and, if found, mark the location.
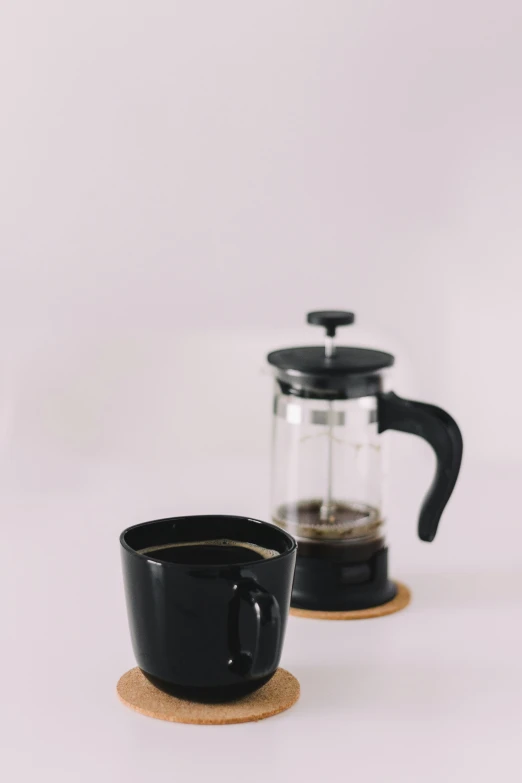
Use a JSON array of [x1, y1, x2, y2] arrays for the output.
[[136, 538, 279, 565]]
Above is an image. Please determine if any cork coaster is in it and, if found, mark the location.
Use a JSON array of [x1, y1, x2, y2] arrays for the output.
[[117, 667, 300, 725], [289, 581, 411, 620]]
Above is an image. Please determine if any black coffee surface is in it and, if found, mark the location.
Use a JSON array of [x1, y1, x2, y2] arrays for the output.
[[137, 538, 278, 566]]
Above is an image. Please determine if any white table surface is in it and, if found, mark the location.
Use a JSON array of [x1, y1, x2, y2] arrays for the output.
[[2, 456, 521, 783]]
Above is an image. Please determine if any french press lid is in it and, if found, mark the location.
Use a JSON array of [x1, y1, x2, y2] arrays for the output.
[[267, 310, 394, 399]]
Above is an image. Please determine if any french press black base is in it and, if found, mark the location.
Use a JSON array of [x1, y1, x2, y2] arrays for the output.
[[290, 539, 395, 611], [267, 310, 463, 612]]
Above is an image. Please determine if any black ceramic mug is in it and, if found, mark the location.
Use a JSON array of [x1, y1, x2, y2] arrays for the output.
[[120, 515, 297, 703]]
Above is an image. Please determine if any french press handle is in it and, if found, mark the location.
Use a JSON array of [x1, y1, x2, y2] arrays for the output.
[[378, 392, 463, 542]]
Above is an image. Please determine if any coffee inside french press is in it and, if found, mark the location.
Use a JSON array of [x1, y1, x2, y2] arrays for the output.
[[267, 310, 463, 612]]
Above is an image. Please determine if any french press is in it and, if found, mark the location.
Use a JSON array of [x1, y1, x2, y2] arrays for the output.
[[267, 310, 463, 611]]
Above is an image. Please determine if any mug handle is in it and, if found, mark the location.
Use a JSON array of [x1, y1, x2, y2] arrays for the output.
[[378, 391, 463, 543], [228, 580, 281, 679]]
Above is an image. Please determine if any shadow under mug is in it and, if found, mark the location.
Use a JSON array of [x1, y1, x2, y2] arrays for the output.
[[120, 515, 297, 703]]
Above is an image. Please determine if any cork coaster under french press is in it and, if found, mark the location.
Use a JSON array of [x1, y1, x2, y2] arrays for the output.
[[117, 667, 300, 725], [267, 310, 463, 614], [290, 581, 411, 620]]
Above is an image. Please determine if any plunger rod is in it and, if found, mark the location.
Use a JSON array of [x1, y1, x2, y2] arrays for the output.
[[320, 400, 335, 522], [320, 332, 336, 521], [325, 335, 335, 358]]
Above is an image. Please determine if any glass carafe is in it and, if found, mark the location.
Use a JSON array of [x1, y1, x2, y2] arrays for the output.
[[272, 393, 383, 542], [267, 310, 463, 611]]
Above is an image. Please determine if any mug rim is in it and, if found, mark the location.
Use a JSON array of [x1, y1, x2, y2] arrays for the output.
[[120, 514, 297, 568]]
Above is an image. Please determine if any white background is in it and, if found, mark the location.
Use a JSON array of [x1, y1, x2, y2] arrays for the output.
[[1, 2, 521, 782]]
